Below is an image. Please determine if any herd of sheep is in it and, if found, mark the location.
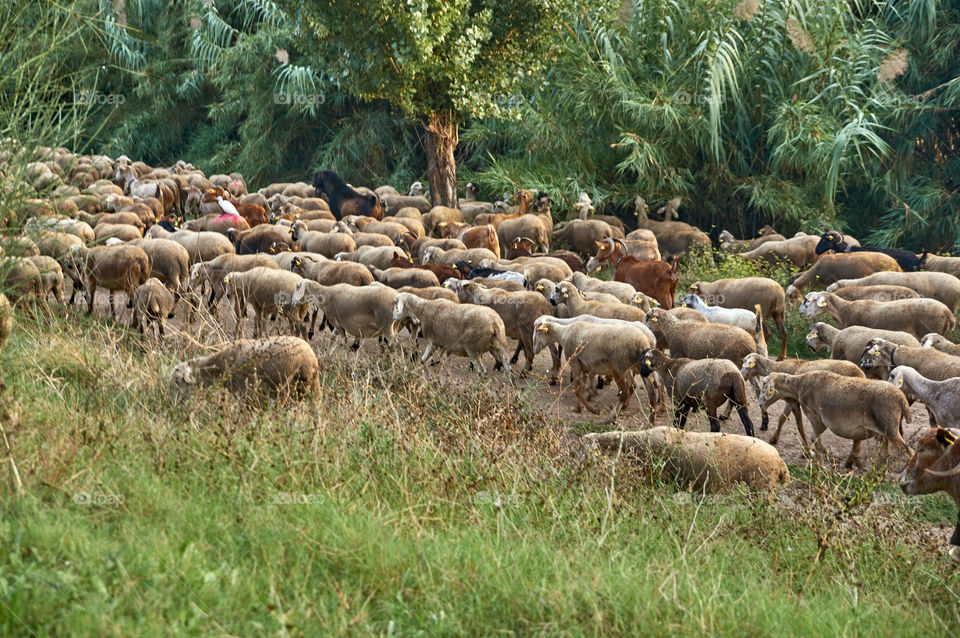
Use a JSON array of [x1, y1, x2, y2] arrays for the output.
[[0, 145, 959, 559]]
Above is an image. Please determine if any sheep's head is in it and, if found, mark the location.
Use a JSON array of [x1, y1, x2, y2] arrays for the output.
[[532, 319, 555, 354], [785, 283, 802, 304], [798, 292, 828, 318], [408, 181, 424, 197], [638, 349, 661, 378], [392, 294, 415, 324], [920, 333, 943, 349], [900, 427, 960, 496], [740, 353, 761, 379], [171, 362, 197, 403], [805, 324, 827, 352], [757, 374, 784, 411], [859, 338, 893, 370]]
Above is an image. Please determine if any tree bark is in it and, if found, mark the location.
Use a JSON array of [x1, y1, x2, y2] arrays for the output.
[[423, 111, 458, 209]]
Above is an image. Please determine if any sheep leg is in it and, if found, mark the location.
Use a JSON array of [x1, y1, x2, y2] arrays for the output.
[[674, 403, 691, 430], [773, 313, 787, 360], [492, 345, 511, 374], [420, 343, 436, 365], [548, 344, 561, 385], [509, 340, 522, 365], [472, 356, 488, 375], [708, 408, 721, 433], [736, 405, 755, 437], [845, 440, 863, 469]]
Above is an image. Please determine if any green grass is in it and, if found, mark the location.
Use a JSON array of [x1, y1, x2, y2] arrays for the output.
[[0, 309, 958, 635]]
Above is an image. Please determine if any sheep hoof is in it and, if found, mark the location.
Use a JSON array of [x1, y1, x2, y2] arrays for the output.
[[167, 312, 175, 319], [307, 331, 315, 340], [350, 342, 360, 352]]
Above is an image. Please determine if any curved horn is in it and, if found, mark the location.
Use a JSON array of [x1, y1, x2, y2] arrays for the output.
[[925, 464, 960, 478], [612, 237, 627, 251]]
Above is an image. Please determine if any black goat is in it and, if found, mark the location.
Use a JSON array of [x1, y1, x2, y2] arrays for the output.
[[815, 230, 923, 272], [311, 170, 382, 221]]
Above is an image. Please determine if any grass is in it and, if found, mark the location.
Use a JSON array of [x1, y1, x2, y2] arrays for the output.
[[1, 306, 958, 635]]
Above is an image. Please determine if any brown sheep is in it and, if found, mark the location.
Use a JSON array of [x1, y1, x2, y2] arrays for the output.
[[784, 252, 901, 302]]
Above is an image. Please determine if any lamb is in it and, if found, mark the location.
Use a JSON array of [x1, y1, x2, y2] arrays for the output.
[[920, 333, 960, 356], [171, 336, 320, 399], [920, 253, 960, 278], [368, 266, 439, 289], [859, 338, 960, 385], [740, 353, 864, 445], [758, 371, 911, 467], [67, 244, 150, 318], [24, 255, 65, 304], [825, 271, 960, 313], [549, 281, 646, 322], [583, 427, 789, 493], [223, 267, 307, 339], [799, 291, 955, 339], [392, 292, 510, 374], [889, 366, 960, 428], [183, 212, 250, 235], [288, 230, 356, 259], [567, 271, 638, 304], [689, 277, 787, 359], [831, 285, 920, 303], [449, 279, 554, 372], [421, 246, 498, 267], [132, 277, 175, 339], [784, 252, 902, 302], [532, 318, 653, 418], [736, 235, 819, 267], [680, 294, 765, 355], [643, 308, 757, 368], [334, 245, 405, 270], [293, 281, 398, 347], [639, 348, 754, 436], [805, 322, 920, 379]]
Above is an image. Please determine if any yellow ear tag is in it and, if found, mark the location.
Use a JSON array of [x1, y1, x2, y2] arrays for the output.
[[537, 324, 549, 332], [563, 292, 569, 299], [193, 271, 199, 279], [896, 377, 903, 387], [223, 276, 229, 284], [748, 361, 755, 368], [817, 298, 827, 307], [651, 317, 658, 322], [806, 332, 816, 340], [870, 347, 880, 356], [766, 387, 774, 396]]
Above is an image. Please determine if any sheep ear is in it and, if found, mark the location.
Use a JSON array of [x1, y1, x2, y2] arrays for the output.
[[817, 297, 827, 307], [805, 331, 816, 340], [595, 241, 603, 247], [536, 324, 550, 333], [936, 428, 959, 448]]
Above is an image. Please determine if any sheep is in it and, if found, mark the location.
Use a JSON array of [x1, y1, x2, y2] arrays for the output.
[[688, 277, 787, 360], [717, 229, 786, 253], [190, 254, 280, 313], [183, 212, 250, 235], [805, 322, 920, 379], [643, 307, 757, 368], [94, 223, 143, 243], [920, 333, 960, 356], [24, 255, 65, 304], [639, 349, 754, 436], [448, 279, 554, 372], [335, 245, 405, 270], [574, 192, 594, 219], [440, 222, 500, 258], [0, 235, 40, 258], [825, 271, 960, 313], [736, 235, 819, 267], [421, 246, 497, 268], [459, 182, 494, 221], [369, 266, 439, 289], [532, 318, 653, 418], [889, 366, 960, 428], [392, 292, 510, 374], [920, 253, 960, 278], [815, 230, 922, 272], [479, 255, 572, 280], [67, 245, 150, 318], [680, 294, 764, 352], [784, 252, 902, 302], [292, 281, 398, 347], [799, 291, 955, 339], [132, 278, 175, 339], [859, 338, 960, 385], [349, 231, 396, 249], [421, 206, 465, 236], [410, 237, 466, 260], [758, 372, 911, 467], [585, 236, 660, 273], [171, 336, 320, 399], [898, 427, 960, 558], [740, 353, 864, 445], [228, 226, 295, 255], [552, 219, 616, 257], [145, 226, 235, 263], [549, 281, 646, 322], [567, 271, 638, 304], [223, 267, 306, 339], [831, 285, 921, 303], [290, 255, 374, 287], [498, 214, 552, 254], [395, 286, 459, 303], [504, 239, 586, 273], [583, 427, 789, 493], [381, 192, 431, 216], [632, 196, 711, 259], [128, 238, 190, 303], [533, 279, 620, 306]]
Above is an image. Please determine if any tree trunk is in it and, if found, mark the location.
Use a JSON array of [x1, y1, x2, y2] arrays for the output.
[[423, 111, 458, 209]]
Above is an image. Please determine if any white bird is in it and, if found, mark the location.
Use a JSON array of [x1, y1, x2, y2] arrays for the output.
[[218, 195, 240, 216], [408, 181, 424, 197]]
